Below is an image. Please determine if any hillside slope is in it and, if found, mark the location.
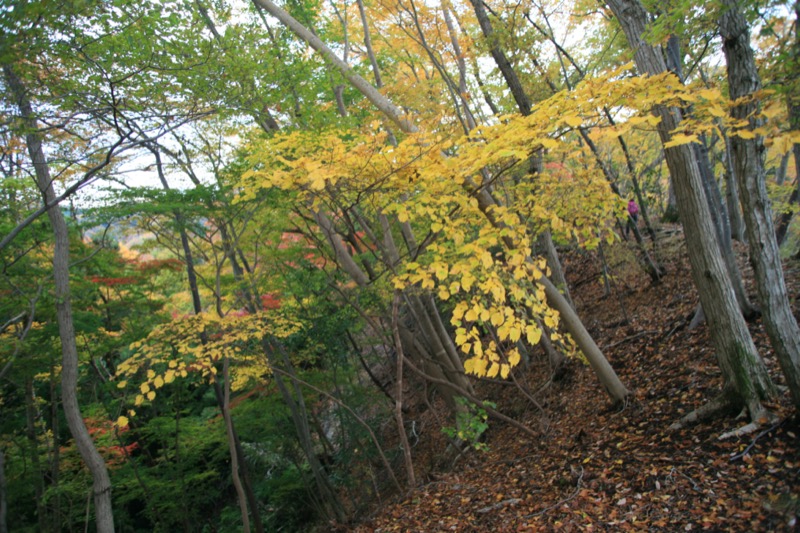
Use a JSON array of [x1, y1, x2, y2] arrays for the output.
[[354, 232, 800, 532]]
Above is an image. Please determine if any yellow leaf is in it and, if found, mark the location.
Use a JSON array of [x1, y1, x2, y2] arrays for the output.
[[735, 129, 756, 139], [147, 391, 156, 401], [540, 138, 559, 149], [465, 308, 478, 322], [508, 349, 521, 367], [664, 133, 699, 148], [490, 310, 505, 327], [135, 395, 144, 406], [526, 325, 542, 345], [140, 383, 150, 394], [707, 105, 727, 118], [481, 251, 494, 269], [500, 364, 510, 379], [563, 115, 583, 128], [164, 370, 176, 383], [116, 416, 129, 427], [509, 327, 521, 342], [117, 380, 127, 389], [487, 362, 500, 378], [154, 375, 164, 389]]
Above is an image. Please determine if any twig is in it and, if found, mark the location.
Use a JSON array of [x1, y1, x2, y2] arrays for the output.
[[669, 466, 702, 492], [601, 330, 658, 351], [729, 419, 785, 460], [477, 498, 522, 514], [526, 465, 584, 517]]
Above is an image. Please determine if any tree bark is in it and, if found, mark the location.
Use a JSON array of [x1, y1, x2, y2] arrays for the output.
[[720, 0, 800, 411], [605, 0, 775, 420], [467, 0, 531, 115], [3, 64, 116, 532]]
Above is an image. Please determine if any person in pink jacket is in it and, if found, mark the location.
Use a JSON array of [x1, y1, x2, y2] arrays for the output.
[[626, 198, 639, 237]]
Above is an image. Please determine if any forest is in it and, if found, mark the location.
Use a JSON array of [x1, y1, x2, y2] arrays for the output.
[[1, 0, 799, 530]]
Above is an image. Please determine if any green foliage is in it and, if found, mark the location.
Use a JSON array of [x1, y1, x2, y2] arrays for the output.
[[441, 397, 495, 452]]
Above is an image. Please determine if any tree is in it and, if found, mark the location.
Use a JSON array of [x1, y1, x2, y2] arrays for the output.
[[605, 0, 775, 425], [3, 63, 116, 532], [719, 0, 800, 410], [251, 0, 630, 405]]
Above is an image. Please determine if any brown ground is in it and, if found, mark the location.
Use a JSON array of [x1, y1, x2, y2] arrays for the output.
[[352, 228, 800, 532]]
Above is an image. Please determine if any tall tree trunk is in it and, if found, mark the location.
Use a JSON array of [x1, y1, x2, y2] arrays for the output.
[[720, 0, 800, 411], [695, 141, 757, 317], [3, 64, 116, 532], [605, 0, 775, 421]]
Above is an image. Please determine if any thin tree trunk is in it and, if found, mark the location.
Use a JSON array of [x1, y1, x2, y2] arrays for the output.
[[155, 151, 266, 533], [720, 0, 800, 411], [391, 293, 417, 487], [723, 136, 745, 241], [222, 358, 251, 533], [3, 63, 116, 533]]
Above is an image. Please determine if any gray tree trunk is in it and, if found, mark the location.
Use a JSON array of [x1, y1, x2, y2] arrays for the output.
[[605, 0, 775, 419], [3, 64, 116, 532], [720, 0, 800, 411]]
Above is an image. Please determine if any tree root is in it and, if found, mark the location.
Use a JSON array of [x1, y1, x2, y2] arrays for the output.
[[669, 394, 733, 431], [669, 391, 779, 440]]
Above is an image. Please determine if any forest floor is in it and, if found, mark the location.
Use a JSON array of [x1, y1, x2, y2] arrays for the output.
[[351, 227, 800, 532]]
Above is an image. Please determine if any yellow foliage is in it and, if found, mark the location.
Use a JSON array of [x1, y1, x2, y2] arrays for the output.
[[114, 311, 303, 417], [234, 64, 791, 382]]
